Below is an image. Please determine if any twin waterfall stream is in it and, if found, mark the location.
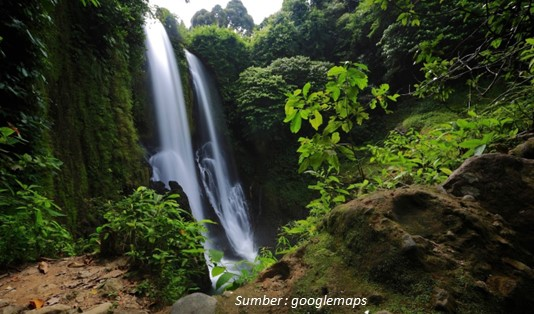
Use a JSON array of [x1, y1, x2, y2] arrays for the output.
[[144, 20, 257, 280]]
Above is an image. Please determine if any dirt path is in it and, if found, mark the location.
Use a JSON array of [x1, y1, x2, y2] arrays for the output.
[[0, 256, 168, 313]]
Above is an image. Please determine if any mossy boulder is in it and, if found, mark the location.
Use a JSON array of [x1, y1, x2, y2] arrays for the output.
[[443, 153, 534, 252], [216, 154, 534, 313], [509, 137, 534, 159]]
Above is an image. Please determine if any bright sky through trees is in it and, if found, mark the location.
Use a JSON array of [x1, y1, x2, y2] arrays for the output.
[[149, 0, 284, 27]]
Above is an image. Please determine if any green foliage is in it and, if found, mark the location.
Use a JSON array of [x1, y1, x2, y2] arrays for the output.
[[235, 67, 290, 139], [97, 186, 209, 303], [0, 127, 74, 267], [250, 13, 300, 66], [284, 62, 397, 173], [364, 111, 518, 190], [188, 25, 250, 101], [523, 38, 534, 75], [79, 0, 100, 7], [1, 0, 150, 235], [269, 56, 333, 88], [224, 0, 254, 35], [42, 0, 150, 229], [401, 111, 460, 131], [0, 182, 75, 266], [191, 9, 216, 27], [208, 248, 277, 292], [484, 37, 534, 131], [0, 0, 55, 146], [191, 0, 254, 35], [279, 63, 397, 250], [251, 0, 363, 66], [367, 0, 534, 107], [235, 56, 332, 141]]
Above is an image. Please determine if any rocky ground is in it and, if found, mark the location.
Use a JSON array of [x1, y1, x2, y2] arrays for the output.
[[0, 256, 170, 314]]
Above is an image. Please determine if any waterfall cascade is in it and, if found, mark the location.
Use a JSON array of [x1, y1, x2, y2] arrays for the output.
[[186, 51, 256, 262], [144, 20, 204, 222], [144, 20, 256, 266]]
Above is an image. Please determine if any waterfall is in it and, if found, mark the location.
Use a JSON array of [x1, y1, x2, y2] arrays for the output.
[[144, 20, 204, 223], [144, 20, 256, 267], [186, 51, 256, 262]]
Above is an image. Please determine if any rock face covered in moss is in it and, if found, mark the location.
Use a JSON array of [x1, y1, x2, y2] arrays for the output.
[[217, 153, 533, 313], [43, 0, 150, 229], [0, 0, 151, 233]]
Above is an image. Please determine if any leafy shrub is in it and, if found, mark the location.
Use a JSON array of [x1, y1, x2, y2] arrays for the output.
[[279, 62, 397, 251], [96, 186, 210, 303], [208, 248, 277, 291], [278, 62, 519, 254], [0, 182, 75, 266], [0, 127, 74, 266], [365, 111, 518, 189]]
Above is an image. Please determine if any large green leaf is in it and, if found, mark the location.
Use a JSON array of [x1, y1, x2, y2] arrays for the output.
[[211, 266, 226, 277], [327, 66, 346, 76], [302, 82, 311, 97], [458, 139, 484, 149], [216, 272, 235, 290], [331, 132, 340, 144], [209, 249, 224, 263], [290, 114, 302, 133], [309, 110, 323, 130]]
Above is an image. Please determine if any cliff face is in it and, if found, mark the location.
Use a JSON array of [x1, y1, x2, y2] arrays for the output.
[[43, 0, 150, 230], [216, 153, 534, 314], [1, 0, 151, 232]]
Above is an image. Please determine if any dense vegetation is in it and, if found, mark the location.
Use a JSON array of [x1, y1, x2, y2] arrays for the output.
[[1, 0, 533, 304], [177, 0, 533, 252]]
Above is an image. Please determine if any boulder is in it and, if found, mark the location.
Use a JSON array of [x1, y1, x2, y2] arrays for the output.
[[82, 302, 113, 314], [100, 278, 123, 296], [171, 293, 217, 314], [433, 287, 455, 312], [215, 154, 534, 313], [510, 137, 534, 159], [25, 304, 73, 314], [1, 305, 26, 314], [323, 185, 534, 312], [442, 153, 534, 251]]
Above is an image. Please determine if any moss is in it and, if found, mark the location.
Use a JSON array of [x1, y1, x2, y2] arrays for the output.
[[291, 234, 379, 313], [287, 194, 508, 313], [290, 233, 437, 314], [40, 0, 149, 233], [401, 111, 460, 131]]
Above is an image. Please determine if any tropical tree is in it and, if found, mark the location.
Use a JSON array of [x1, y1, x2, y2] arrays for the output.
[[212, 4, 228, 27], [191, 9, 215, 27], [191, 0, 254, 35], [225, 0, 254, 35], [188, 25, 250, 101], [250, 13, 299, 66], [235, 56, 332, 141]]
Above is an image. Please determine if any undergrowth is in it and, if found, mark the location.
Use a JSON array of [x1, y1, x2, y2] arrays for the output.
[[96, 186, 210, 303]]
